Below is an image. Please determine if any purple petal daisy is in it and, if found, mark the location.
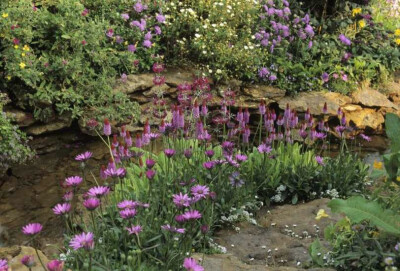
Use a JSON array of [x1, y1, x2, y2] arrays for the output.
[[235, 154, 248, 162], [205, 150, 214, 158], [75, 151, 92, 161], [104, 167, 126, 178], [87, 186, 110, 198], [146, 169, 156, 180], [83, 198, 100, 211], [161, 224, 185, 234], [146, 159, 156, 169], [62, 191, 74, 202], [257, 144, 272, 154], [182, 210, 202, 221], [117, 200, 138, 209], [22, 223, 43, 236], [120, 208, 137, 219], [52, 203, 71, 216], [183, 257, 204, 271], [164, 149, 176, 158], [173, 193, 191, 208], [69, 232, 94, 251], [203, 161, 215, 170], [126, 225, 142, 235], [360, 133, 371, 142], [315, 156, 325, 166], [191, 185, 210, 199], [0, 259, 8, 271], [65, 176, 83, 187]]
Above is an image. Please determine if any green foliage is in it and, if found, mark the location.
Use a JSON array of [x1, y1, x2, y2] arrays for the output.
[[0, 94, 34, 175], [328, 196, 400, 236], [0, 0, 163, 122]]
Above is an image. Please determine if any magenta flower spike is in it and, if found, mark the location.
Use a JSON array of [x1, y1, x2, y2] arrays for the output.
[[103, 118, 111, 136], [22, 223, 43, 236], [69, 232, 94, 251]]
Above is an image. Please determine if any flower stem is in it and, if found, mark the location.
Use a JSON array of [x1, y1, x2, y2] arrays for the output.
[[34, 247, 47, 270]]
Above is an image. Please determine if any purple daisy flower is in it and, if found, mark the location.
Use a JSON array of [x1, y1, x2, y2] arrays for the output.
[[315, 156, 325, 166], [106, 29, 114, 38], [22, 223, 43, 236], [321, 72, 329, 83], [338, 34, 351, 46], [121, 13, 130, 20], [156, 13, 165, 23], [191, 185, 210, 199], [164, 149, 176, 158], [235, 154, 247, 162], [87, 186, 110, 198], [21, 255, 35, 268], [117, 200, 138, 209], [104, 167, 126, 178], [47, 260, 64, 271], [203, 161, 215, 170], [229, 171, 245, 187], [257, 144, 272, 154], [126, 225, 142, 235], [173, 193, 191, 208], [143, 40, 152, 48], [127, 44, 136, 52], [155, 25, 162, 35], [53, 203, 71, 216], [205, 150, 214, 158], [65, 176, 83, 187], [0, 259, 8, 271], [183, 257, 204, 271], [75, 151, 92, 161], [69, 232, 94, 251], [83, 198, 100, 211], [62, 191, 74, 202], [146, 159, 156, 169], [134, 2, 145, 13], [182, 210, 202, 221], [120, 208, 137, 219], [161, 224, 185, 234]]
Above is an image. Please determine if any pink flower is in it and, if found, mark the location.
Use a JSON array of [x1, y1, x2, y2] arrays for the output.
[[81, 8, 89, 16], [87, 186, 110, 198], [62, 191, 74, 202], [183, 257, 204, 271], [69, 232, 94, 250], [191, 185, 209, 199], [315, 156, 325, 166], [47, 260, 64, 271], [161, 224, 185, 234], [117, 200, 138, 209], [52, 203, 71, 216], [0, 259, 8, 271], [103, 118, 111, 136], [146, 169, 156, 180], [21, 255, 35, 268], [120, 208, 137, 219], [104, 167, 126, 178], [22, 223, 43, 235], [83, 198, 100, 211], [182, 210, 202, 221], [65, 176, 83, 187], [126, 225, 142, 235], [173, 193, 191, 208], [75, 151, 92, 161]]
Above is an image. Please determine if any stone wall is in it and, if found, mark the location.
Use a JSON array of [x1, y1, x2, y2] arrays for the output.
[[4, 68, 400, 138]]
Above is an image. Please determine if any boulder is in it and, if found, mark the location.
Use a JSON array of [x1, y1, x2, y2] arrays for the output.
[[4, 108, 36, 127], [0, 246, 49, 271], [163, 67, 197, 87], [143, 84, 176, 97], [278, 92, 351, 115], [243, 85, 286, 100], [343, 108, 384, 130], [25, 114, 72, 136], [114, 73, 154, 94], [352, 87, 396, 108]]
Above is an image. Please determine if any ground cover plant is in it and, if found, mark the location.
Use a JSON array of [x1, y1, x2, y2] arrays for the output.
[[1, 67, 374, 270]]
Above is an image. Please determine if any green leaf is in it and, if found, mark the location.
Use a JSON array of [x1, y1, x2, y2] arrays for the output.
[[385, 113, 400, 152], [328, 196, 400, 236], [309, 239, 324, 266], [61, 34, 71, 39]]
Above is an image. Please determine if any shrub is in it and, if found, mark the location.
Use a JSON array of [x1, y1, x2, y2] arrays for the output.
[[0, 93, 34, 175], [0, 0, 167, 121]]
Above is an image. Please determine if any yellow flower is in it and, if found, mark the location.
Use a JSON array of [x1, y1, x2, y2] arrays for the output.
[[23, 45, 30, 51], [373, 160, 383, 170], [396, 176, 400, 182], [352, 8, 362, 16], [21, 53, 26, 57], [6, 75, 11, 81], [19, 62, 26, 69], [396, 39, 400, 46], [2, 13, 8, 18], [124, 41, 128, 45], [14, 45, 19, 49], [316, 209, 330, 221], [358, 20, 366, 28], [395, 29, 400, 36]]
